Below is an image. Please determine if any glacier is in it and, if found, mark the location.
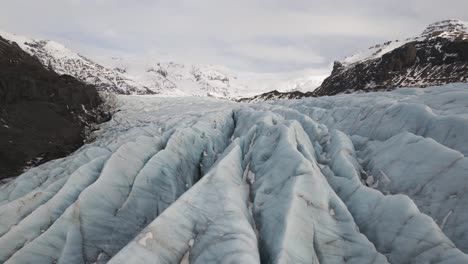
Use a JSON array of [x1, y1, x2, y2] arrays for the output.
[[1, 83, 468, 263]]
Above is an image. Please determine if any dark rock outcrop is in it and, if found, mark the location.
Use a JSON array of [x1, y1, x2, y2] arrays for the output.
[[238, 90, 315, 103], [0, 36, 103, 179], [314, 37, 468, 96]]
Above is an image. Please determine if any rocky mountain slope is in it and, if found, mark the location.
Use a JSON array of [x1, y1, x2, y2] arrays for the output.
[[314, 19, 468, 96], [0, 31, 326, 99], [1, 84, 467, 263], [0, 31, 153, 95], [243, 19, 468, 102], [0, 35, 103, 179], [238, 89, 313, 103]]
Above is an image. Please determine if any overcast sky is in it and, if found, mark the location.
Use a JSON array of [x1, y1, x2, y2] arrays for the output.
[[1, 0, 468, 73]]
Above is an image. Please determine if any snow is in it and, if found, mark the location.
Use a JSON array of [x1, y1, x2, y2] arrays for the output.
[[98, 56, 329, 98], [0, 30, 32, 51], [342, 19, 468, 67], [237, 69, 328, 94], [1, 83, 468, 263], [0, 30, 328, 98], [0, 30, 150, 95], [41, 40, 83, 60], [342, 39, 415, 66], [422, 19, 468, 38], [0, 30, 80, 62]]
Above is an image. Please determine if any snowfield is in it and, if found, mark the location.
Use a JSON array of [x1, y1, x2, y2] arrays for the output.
[[0, 30, 327, 98], [1, 83, 468, 263]]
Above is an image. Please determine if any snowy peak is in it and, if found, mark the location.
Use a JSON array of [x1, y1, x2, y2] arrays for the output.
[[0, 30, 250, 97], [99, 57, 247, 98], [342, 19, 468, 67], [313, 19, 468, 96], [0, 33, 104, 177], [0, 30, 326, 99], [98, 56, 327, 99], [422, 19, 468, 39], [341, 39, 407, 66], [0, 30, 153, 95]]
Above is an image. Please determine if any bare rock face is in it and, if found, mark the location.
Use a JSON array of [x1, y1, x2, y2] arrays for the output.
[[0, 36, 103, 178]]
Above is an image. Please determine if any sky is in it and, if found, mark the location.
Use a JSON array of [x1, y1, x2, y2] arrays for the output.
[[1, 0, 468, 73]]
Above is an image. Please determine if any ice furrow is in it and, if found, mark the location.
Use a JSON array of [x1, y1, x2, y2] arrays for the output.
[[277, 84, 468, 156], [320, 129, 468, 263], [232, 109, 388, 264], [352, 131, 468, 252], [3, 109, 236, 264], [245, 103, 468, 262], [0, 155, 109, 262], [1, 87, 467, 263], [109, 142, 260, 264]]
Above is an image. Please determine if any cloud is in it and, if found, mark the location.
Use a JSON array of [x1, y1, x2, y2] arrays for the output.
[[1, 0, 467, 72], [230, 43, 324, 64]]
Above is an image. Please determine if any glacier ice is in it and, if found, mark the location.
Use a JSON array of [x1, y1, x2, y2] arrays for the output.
[[1, 84, 468, 263], [276, 83, 468, 253]]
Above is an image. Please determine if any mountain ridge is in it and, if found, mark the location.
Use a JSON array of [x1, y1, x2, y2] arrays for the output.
[[0, 30, 154, 95], [0, 30, 326, 99], [242, 19, 468, 102], [0, 35, 103, 178], [314, 19, 468, 96]]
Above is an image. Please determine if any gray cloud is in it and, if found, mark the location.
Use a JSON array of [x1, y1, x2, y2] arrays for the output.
[[1, 0, 467, 72]]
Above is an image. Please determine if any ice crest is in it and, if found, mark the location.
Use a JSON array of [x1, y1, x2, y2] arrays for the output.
[[1, 84, 468, 263]]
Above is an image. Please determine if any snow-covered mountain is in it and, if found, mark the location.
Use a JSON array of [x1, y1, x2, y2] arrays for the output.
[[0, 31, 153, 95], [314, 19, 468, 95], [1, 83, 468, 263], [94, 56, 249, 97], [95, 56, 327, 99], [341, 19, 468, 66], [243, 19, 468, 102], [0, 34, 104, 178], [0, 30, 326, 99], [241, 70, 327, 94]]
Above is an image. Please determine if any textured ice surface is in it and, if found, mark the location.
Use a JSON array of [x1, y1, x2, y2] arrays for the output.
[[1, 84, 468, 263], [276, 83, 468, 253]]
